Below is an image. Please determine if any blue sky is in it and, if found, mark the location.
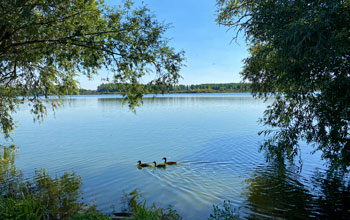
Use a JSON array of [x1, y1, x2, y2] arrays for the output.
[[79, 0, 249, 89]]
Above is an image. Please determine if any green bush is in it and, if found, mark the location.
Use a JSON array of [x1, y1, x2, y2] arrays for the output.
[[0, 168, 86, 220], [0, 194, 44, 220], [208, 200, 240, 220], [122, 190, 182, 220], [67, 211, 110, 220]]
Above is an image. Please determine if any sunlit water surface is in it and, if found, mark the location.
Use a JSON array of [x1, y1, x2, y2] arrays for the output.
[[3, 94, 350, 219]]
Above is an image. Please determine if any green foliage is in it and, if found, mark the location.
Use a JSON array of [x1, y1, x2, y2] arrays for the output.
[[0, 168, 85, 220], [208, 200, 240, 220], [95, 82, 251, 94], [131, 203, 182, 220], [0, 194, 44, 220], [122, 190, 183, 220], [216, 0, 350, 170], [0, 0, 184, 138], [67, 211, 110, 220]]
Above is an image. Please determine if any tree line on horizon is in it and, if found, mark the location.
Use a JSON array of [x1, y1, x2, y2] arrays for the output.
[[79, 82, 252, 94]]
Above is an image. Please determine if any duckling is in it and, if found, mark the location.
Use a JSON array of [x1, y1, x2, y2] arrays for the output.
[[153, 161, 166, 168], [162, 157, 177, 165], [137, 160, 152, 167]]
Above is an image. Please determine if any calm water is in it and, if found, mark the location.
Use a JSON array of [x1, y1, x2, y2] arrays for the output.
[[3, 93, 350, 219]]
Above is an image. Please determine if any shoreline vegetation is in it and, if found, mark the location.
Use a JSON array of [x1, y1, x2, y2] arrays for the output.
[[78, 83, 252, 95]]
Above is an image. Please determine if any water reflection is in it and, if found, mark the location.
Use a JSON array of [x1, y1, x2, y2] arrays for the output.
[[309, 170, 350, 219], [96, 96, 264, 107], [0, 145, 86, 219], [242, 163, 350, 219], [5, 94, 350, 219], [0, 145, 22, 196]]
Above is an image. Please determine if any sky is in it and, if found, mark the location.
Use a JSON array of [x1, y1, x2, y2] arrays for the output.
[[79, 0, 249, 90]]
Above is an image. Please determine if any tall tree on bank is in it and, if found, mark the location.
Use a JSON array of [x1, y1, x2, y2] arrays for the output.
[[216, 0, 350, 170], [0, 0, 184, 138]]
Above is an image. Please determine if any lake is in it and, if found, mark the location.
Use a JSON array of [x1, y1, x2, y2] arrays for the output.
[[3, 93, 350, 219]]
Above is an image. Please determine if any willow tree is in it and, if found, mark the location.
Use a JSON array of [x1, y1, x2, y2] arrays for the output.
[[0, 0, 184, 138], [216, 0, 350, 169]]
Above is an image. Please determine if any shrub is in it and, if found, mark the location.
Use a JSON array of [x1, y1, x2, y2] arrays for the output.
[[122, 190, 182, 220], [208, 200, 240, 220], [0, 194, 44, 220], [67, 211, 110, 220]]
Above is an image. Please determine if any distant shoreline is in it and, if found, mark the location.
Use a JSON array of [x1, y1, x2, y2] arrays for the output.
[[78, 82, 252, 95], [78, 90, 252, 95]]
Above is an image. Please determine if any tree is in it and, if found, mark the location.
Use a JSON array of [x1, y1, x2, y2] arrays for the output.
[[0, 0, 184, 139], [216, 0, 350, 169]]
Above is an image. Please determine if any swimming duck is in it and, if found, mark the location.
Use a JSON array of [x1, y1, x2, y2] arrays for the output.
[[137, 160, 152, 167], [153, 161, 166, 168], [162, 157, 177, 165]]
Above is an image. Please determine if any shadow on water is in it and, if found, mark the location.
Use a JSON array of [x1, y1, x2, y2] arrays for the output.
[[241, 162, 350, 220]]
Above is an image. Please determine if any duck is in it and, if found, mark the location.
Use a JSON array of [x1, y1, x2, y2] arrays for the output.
[[137, 160, 152, 167], [153, 161, 166, 168], [162, 157, 177, 165]]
